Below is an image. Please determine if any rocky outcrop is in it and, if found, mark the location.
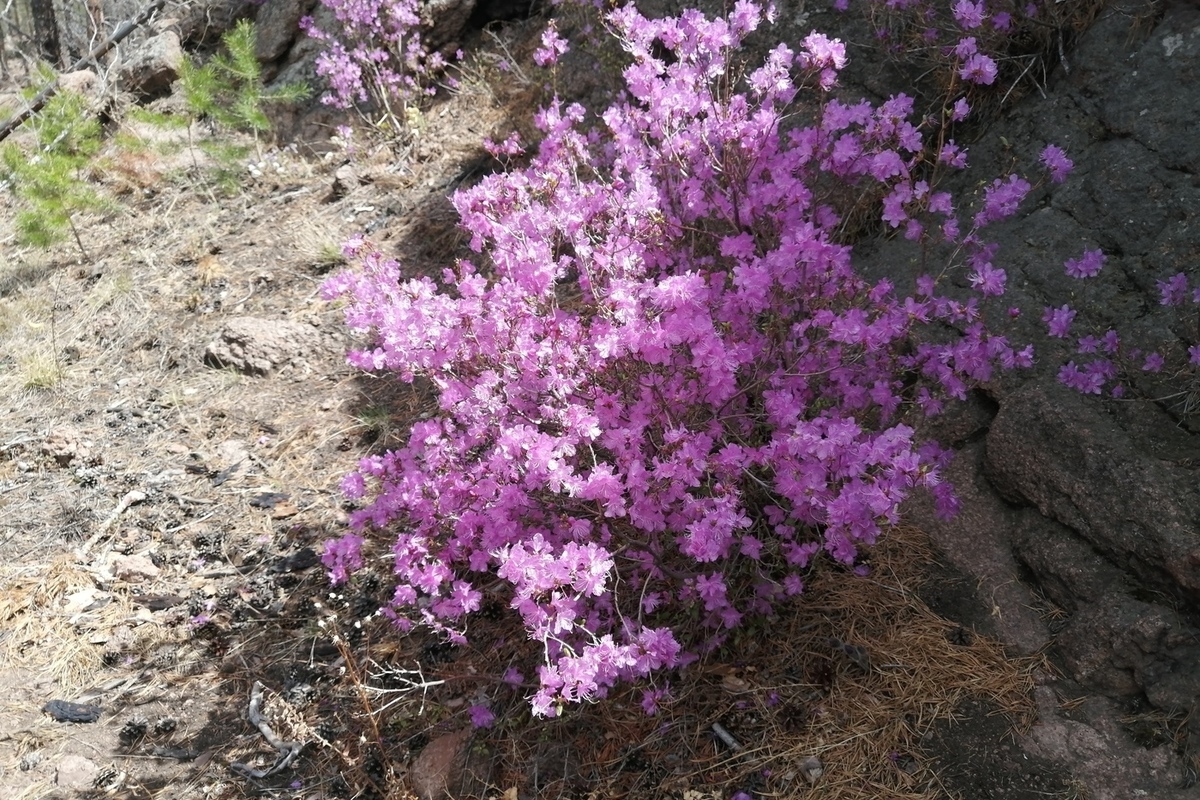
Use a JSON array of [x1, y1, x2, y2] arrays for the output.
[[116, 31, 184, 98]]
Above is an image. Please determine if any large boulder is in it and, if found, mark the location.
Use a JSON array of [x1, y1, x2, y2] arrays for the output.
[[255, 0, 314, 63], [116, 30, 184, 98], [985, 385, 1200, 602]]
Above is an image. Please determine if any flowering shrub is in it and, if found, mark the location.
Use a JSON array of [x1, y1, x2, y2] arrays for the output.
[[324, 2, 1061, 716], [300, 0, 445, 135]]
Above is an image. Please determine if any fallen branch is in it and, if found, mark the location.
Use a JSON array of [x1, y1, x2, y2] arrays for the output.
[[0, 0, 166, 144], [75, 489, 146, 561], [229, 682, 304, 780]]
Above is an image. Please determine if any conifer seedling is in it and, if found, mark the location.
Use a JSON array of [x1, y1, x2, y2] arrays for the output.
[[0, 81, 109, 259], [178, 20, 310, 181]]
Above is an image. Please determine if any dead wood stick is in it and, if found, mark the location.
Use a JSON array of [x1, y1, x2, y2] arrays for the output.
[[0, 0, 166, 143]]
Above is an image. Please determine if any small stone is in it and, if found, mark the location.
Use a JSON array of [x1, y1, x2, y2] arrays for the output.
[[41, 429, 90, 467], [800, 755, 823, 785], [112, 554, 161, 582], [408, 729, 470, 800], [55, 754, 99, 789], [63, 588, 111, 615]]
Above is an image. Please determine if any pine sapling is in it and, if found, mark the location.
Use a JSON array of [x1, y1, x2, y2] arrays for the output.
[[178, 20, 310, 176], [0, 84, 108, 258]]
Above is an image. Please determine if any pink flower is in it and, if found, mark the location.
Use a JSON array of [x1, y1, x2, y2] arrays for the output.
[[534, 23, 569, 67], [1063, 248, 1105, 278], [1040, 144, 1074, 183], [1042, 305, 1076, 338]]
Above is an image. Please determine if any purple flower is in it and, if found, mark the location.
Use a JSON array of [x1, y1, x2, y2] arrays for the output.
[[953, 1, 986, 29], [1040, 144, 1074, 183], [960, 53, 998, 85], [318, 0, 1070, 718], [1142, 352, 1165, 372], [968, 263, 1006, 297], [640, 685, 670, 715], [1157, 273, 1191, 306], [1064, 248, 1105, 278], [1059, 361, 1105, 394], [951, 97, 970, 121], [974, 174, 1030, 226], [468, 704, 495, 728], [1189, 344, 1200, 366], [1043, 305, 1076, 338], [322, 534, 364, 585]]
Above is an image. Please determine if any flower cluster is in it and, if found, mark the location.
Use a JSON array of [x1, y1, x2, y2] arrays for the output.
[[324, 2, 1058, 714], [845, 0, 1064, 117], [300, 0, 445, 130], [1054, 252, 1200, 397]]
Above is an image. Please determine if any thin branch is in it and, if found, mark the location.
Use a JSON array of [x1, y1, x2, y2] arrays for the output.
[[0, 0, 166, 144]]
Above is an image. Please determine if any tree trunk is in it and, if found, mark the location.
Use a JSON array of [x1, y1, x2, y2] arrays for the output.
[[30, 0, 62, 67]]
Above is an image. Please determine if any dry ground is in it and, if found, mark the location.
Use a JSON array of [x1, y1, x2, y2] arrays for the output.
[[0, 15, 1059, 800]]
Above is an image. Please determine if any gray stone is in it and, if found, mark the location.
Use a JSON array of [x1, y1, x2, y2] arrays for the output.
[[117, 31, 184, 98], [112, 554, 161, 583], [54, 754, 98, 790], [1014, 519, 1130, 613], [255, 0, 313, 63], [203, 317, 322, 376], [985, 385, 1200, 601], [58, 69, 98, 97], [1022, 690, 1190, 800]]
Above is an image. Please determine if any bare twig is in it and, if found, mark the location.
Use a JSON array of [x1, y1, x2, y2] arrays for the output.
[[0, 0, 166, 144], [75, 489, 146, 560]]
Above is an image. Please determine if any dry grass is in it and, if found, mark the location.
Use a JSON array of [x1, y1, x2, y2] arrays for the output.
[[298, 525, 1040, 800]]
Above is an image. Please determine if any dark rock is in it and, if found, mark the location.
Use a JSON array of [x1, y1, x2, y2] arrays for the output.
[[43, 700, 102, 723], [255, 0, 312, 63], [270, 547, 319, 573], [1098, 2, 1200, 175], [423, 0, 477, 51], [116, 31, 184, 98], [1054, 595, 1195, 701], [1014, 520, 1130, 613], [985, 385, 1200, 602]]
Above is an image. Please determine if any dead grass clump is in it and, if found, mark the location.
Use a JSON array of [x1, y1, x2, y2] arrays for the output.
[[309, 525, 1039, 800], [0, 557, 111, 690]]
